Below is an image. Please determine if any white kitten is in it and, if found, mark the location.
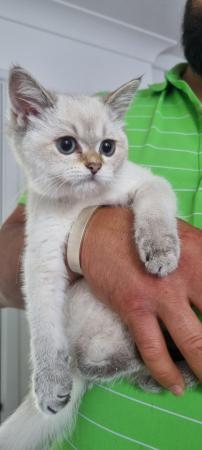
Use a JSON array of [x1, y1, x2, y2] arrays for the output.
[[0, 66, 192, 450]]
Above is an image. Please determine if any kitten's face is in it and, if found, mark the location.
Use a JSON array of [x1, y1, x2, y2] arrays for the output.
[[8, 67, 140, 200], [20, 95, 128, 199]]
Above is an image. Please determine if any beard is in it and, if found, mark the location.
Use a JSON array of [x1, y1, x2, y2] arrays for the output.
[[182, 0, 202, 75]]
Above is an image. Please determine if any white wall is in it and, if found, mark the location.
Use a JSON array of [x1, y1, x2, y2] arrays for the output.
[[0, 0, 182, 420], [0, 0, 179, 93], [0, 0, 182, 213]]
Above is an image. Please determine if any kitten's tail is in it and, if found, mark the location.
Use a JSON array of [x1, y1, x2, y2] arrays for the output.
[[0, 374, 85, 450]]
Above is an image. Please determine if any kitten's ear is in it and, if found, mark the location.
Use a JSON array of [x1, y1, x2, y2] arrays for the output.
[[8, 65, 56, 126], [104, 77, 141, 121]]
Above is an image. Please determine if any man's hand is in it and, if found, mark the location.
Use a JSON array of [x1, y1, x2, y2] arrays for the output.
[[0, 204, 25, 308], [80, 207, 202, 394]]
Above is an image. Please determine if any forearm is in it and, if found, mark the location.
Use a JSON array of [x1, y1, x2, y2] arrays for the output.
[[80, 206, 142, 312], [79, 205, 202, 390], [0, 221, 25, 308], [80, 207, 202, 306]]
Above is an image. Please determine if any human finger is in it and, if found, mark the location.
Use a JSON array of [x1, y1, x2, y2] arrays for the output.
[[129, 310, 185, 394], [161, 300, 202, 381]]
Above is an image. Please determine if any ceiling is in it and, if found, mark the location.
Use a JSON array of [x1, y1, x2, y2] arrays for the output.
[[60, 0, 187, 42]]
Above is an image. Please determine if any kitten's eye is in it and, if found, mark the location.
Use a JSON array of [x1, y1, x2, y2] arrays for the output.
[[99, 139, 116, 157], [56, 136, 77, 155]]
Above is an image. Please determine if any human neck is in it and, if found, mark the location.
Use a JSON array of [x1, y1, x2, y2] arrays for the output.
[[182, 65, 202, 102]]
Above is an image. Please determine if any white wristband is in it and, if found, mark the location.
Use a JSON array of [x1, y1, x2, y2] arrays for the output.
[[67, 206, 100, 275]]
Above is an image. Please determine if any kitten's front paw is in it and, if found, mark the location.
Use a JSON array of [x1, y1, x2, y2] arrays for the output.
[[136, 227, 180, 277], [34, 351, 73, 415]]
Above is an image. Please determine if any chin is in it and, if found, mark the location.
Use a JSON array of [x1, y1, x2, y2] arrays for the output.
[[73, 180, 103, 197], [71, 176, 111, 199]]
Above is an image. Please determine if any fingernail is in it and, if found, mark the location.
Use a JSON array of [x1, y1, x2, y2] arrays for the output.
[[170, 385, 184, 396]]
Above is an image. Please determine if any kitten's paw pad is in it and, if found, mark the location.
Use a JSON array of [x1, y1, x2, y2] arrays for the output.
[[145, 250, 178, 277], [34, 355, 73, 415], [34, 375, 73, 415], [136, 231, 180, 277], [34, 373, 73, 415]]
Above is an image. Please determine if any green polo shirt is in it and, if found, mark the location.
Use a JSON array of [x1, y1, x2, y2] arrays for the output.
[[20, 64, 202, 450]]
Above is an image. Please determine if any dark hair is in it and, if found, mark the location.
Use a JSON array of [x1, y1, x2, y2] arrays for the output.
[[182, 0, 202, 75]]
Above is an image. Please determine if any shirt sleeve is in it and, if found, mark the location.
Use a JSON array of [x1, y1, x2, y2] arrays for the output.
[[18, 192, 27, 205]]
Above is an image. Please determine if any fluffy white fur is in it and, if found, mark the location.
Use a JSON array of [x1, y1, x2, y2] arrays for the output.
[[0, 66, 189, 450]]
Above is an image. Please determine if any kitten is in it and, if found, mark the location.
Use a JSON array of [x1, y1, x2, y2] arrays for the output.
[[0, 66, 195, 450]]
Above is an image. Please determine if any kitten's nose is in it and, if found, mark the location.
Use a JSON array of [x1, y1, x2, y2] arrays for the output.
[[85, 161, 102, 174]]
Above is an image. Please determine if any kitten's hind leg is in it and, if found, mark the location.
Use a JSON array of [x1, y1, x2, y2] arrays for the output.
[[77, 338, 137, 381], [132, 367, 162, 393], [177, 361, 198, 388], [131, 361, 198, 394], [69, 281, 141, 382]]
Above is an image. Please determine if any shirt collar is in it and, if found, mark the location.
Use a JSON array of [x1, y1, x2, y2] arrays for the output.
[[150, 63, 187, 92], [150, 63, 201, 107]]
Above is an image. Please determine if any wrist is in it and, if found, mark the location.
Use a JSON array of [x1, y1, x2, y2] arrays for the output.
[[67, 206, 101, 275], [80, 206, 134, 276]]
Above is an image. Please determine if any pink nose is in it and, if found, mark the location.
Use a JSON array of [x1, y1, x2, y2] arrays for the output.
[[85, 161, 102, 174]]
